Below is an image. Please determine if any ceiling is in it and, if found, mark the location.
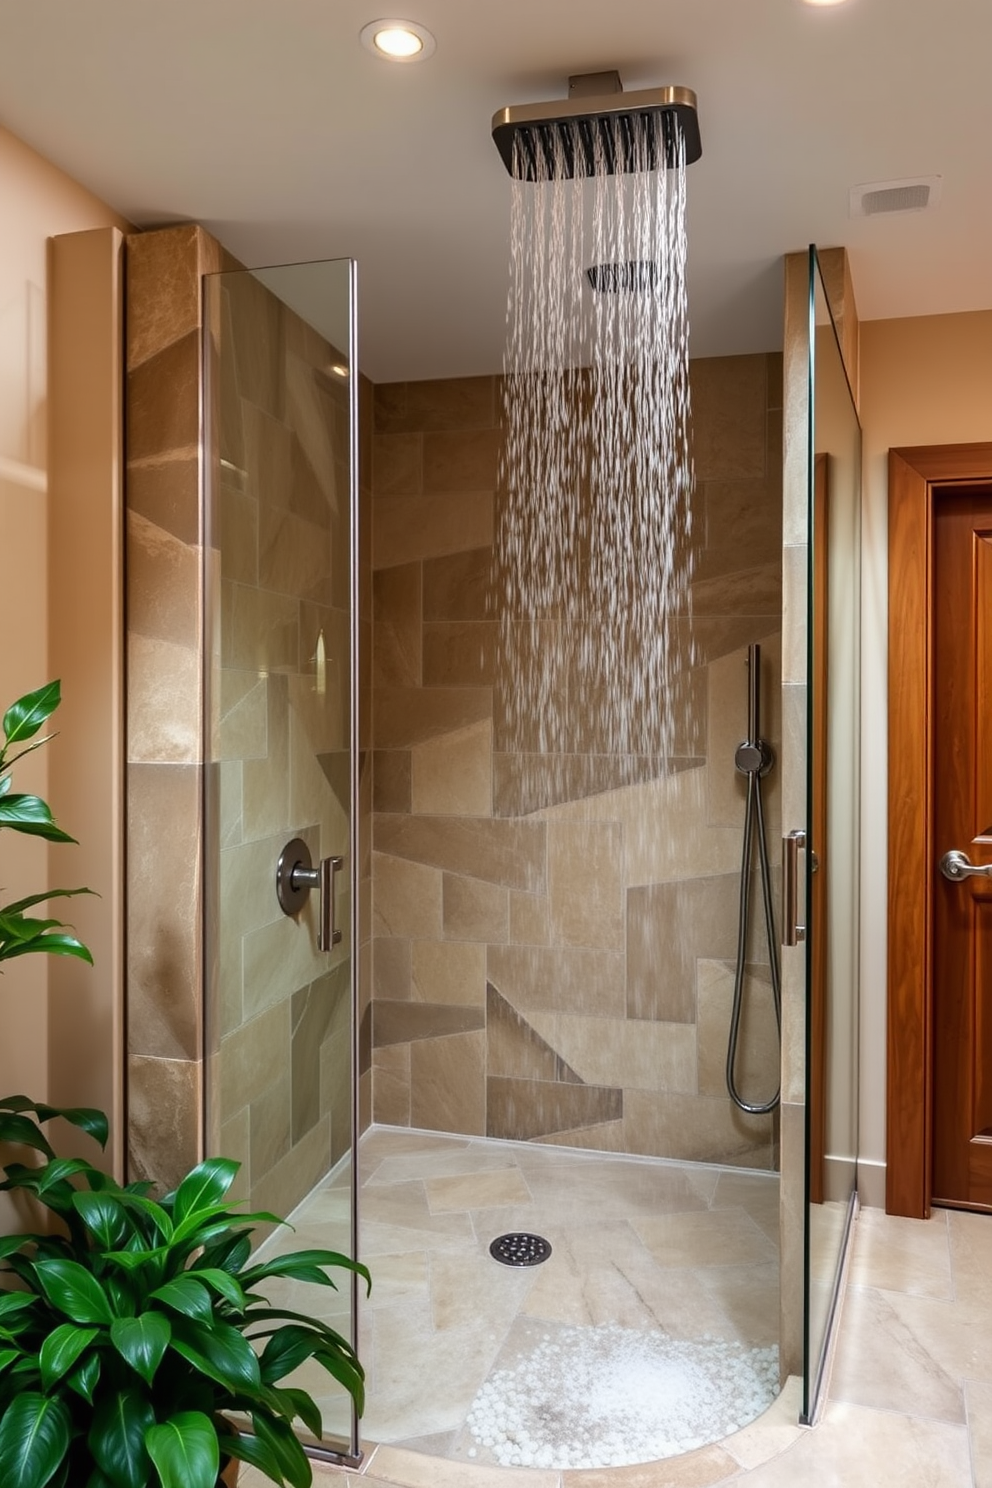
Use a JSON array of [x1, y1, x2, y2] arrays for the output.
[[0, 0, 989, 382]]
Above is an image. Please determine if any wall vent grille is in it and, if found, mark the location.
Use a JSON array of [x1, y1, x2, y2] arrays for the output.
[[850, 176, 941, 217]]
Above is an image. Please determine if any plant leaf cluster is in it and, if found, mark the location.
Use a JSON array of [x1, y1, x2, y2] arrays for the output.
[[0, 682, 92, 968], [0, 1102, 369, 1488]]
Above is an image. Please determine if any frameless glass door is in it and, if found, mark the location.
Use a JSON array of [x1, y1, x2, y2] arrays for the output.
[[803, 247, 862, 1419], [202, 258, 360, 1459]]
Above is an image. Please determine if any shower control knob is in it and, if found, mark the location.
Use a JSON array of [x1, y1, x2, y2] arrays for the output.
[[735, 740, 774, 777]]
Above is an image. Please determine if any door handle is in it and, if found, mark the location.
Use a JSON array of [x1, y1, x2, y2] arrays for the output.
[[782, 829, 806, 946], [939, 849, 992, 882], [276, 836, 344, 950]]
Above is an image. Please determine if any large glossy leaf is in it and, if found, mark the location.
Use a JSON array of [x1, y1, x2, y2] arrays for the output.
[[170, 1320, 261, 1394], [39, 1324, 99, 1392], [198, 1230, 252, 1276], [257, 1325, 323, 1385], [1, 887, 92, 918], [2, 683, 60, 745], [242, 1247, 368, 1293], [144, 1411, 219, 1488], [0, 929, 92, 963], [0, 1099, 107, 1148], [190, 1267, 245, 1313], [0, 1295, 37, 1321], [148, 1276, 213, 1323], [110, 1314, 171, 1386], [222, 1430, 287, 1486], [34, 1260, 115, 1325], [259, 1385, 323, 1440], [0, 796, 75, 844], [251, 1412, 312, 1488], [72, 1192, 128, 1250], [37, 1158, 99, 1195], [67, 1352, 101, 1405], [0, 1114, 55, 1159], [89, 1389, 155, 1488], [0, 1392, 71, 1488], [171, 1158, 239, 1231]]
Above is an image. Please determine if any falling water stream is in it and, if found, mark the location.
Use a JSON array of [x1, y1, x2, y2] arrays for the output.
[[493, 116, 697, 782]]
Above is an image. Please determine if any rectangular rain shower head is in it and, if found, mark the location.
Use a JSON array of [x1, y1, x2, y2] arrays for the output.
[[491, 84, 701, 181]]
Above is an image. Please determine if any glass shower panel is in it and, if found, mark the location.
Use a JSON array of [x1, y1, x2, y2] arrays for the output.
[[803, 248, 862, 1419], [203, 258, 360, 1458]]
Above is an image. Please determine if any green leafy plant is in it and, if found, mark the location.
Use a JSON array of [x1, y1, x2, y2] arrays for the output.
[[0, 681, 92, 968], [0, 1101, 369, 1488]]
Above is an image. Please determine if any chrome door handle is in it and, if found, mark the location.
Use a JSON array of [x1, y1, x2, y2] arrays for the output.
[[939, 849, 992, 882], [276, 836, 344, 950], [782, 829, 806, 946]]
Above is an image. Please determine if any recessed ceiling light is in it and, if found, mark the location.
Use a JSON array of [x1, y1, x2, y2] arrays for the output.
[[360, 18, 436, 61]]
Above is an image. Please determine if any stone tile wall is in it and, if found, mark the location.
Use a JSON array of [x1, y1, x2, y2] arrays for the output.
[[370, 357, 784, 1165]]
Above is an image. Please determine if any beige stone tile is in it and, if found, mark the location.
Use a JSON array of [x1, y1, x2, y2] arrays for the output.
[[781, 543, 807, 687], [538, 1121, 627, 1153], [777, 1100, 804, 1377], [410, 1030, 486, 1135], [251, 1116, 331, 1223], [374, 750, 413, 812], [374, 685, 492, 749], [128, 632, 200, 764], [487, 987, 574, 1082], [128, 452, 200, 546], [258, 504, 333, 605], [422, 546, 492, 622], [624, 1090, 774, 1167], [734, 1399, 970, 1487], [127, 328, 199, 460], [249, 1073, 292, 1180], [412, 939, 487, 1006], [710, 1170, 781, 1242], [216, 669, 267, 761], [488, 944, 625, 1018], [374, 1001, 485, 1048], [126, 225, 201, 368], [849, 1208, 952, 1298], [626, 876, 740, 1024], [696, 960, 780, 1105], [696, 1261, 781, 1347], [371, 1445, 558, 1488], [699, 476, 782, 585], [722, 1376, 802, 1471], [373, 492, 493, 570], [373, 432, 423, 496], [127, 1054, 200, 1194], [374, 1043, 412, 1126], [374, 936, 412, 999], [128, 509, 200, 649], [423, 427, 500, 493], [561, 1445, 738, 1487], [373, 853, 443, 939], [633, 1206, 777, 1269], [241, 675, 291, 841], [219, 998, 291, 1115], [443, 873, 509, 942], [828, 1284, 965, 1422], [226, 579, 299, 673], [487, 1077, 621, 1142], [374, 377, 495, 434], [377, 815, 546, 894], [374, 563, 422, 686], [425, 1166, 532, 1213], [690, 354, 768, 482], [966, 1379, 992, 1488], [411, 720, 492, 816], [527, 1012, 696, 1095], [509, 890, 551, 946], [693, 562, 781, 619], [547, 821, 624, 951], [127, 762, 201, 1059], [241, 907, 326, 1018], [423, 621, 495, 686], [948, 1208, 992, 1308]]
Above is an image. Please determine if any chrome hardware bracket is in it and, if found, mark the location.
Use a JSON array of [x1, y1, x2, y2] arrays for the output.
[[276, 837, 344, 950]]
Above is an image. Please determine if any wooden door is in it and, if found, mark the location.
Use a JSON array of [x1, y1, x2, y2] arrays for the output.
[[931, 484, 992, 1210]]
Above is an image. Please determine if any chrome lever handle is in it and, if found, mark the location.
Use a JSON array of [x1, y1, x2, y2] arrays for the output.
[[939, 849, 992, 882], [782, 829, 806, 946], [276, 837, 344, 950]]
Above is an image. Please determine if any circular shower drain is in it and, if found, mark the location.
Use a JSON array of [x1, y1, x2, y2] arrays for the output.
[[489, 1232, 552, 1267]]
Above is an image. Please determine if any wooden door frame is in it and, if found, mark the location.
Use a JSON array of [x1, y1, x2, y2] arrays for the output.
[[886, 441, 992, 1217]]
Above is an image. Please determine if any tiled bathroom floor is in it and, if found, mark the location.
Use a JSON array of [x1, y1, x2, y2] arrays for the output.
[[265, 1126, 780, 1458], [247, 1145, 992, 1487]]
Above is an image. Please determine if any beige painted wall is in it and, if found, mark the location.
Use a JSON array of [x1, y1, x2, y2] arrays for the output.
[[0, 125, 127, 1133], [858, 310, 992, 1193]]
